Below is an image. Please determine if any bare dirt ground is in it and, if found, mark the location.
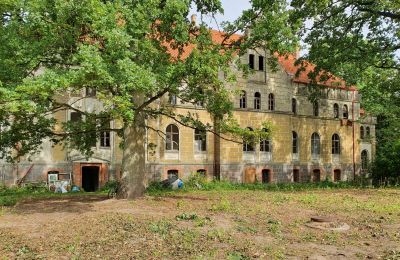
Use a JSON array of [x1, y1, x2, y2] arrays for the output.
[[1, 189, 400, 259]]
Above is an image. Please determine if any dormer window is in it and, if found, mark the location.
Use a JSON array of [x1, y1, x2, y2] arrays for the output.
[[249, 54, 255, 69], [258, 56, 264, 71]]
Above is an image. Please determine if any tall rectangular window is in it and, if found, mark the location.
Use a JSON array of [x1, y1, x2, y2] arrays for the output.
[[99, 120, 111, 148], [194, 129, 207, 152], [249, 54, 255, 69], [258, 56, 264, 71]]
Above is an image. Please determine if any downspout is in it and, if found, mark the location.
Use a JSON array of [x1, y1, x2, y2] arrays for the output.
[[213, 116, 221, 181], [352, 92, 356, 181]]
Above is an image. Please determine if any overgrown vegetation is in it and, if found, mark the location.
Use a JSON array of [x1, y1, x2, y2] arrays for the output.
[[146, 173, 373, 197], [0, 184, 105, 207]]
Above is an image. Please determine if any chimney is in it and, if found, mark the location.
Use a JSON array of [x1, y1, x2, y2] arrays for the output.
[[191, 14, 197, 25]]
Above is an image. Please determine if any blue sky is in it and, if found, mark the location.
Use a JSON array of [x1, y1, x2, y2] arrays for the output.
[[192, 0, 251, 29]]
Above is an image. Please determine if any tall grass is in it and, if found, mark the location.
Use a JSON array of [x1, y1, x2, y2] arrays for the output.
[[145, 172, 366, 196]]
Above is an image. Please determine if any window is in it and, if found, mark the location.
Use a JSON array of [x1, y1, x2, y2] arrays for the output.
[[70, 112, 82, 122], [85, 87, 96, 97], [268, 93, 275, 111], [194, 129, 206, 152], [258, 56, 264, 71], [361, 150, 369, 170], [313, 101, 319, 116], [262, 169, 271, 183], [100, 121, 111, 148], [293, 169, 300, 183], [249, 54, 255, 69], [332, 134, 340, 154], [167, 170, 178, 181], [260, 128, 271, 152], [343, 105, 348, 119], [292, 131, 298, 154], [243, 127, 255, 152], [311, 132, 320, 156], [168, 94, 177, 105], [254, 92, 261, 109], [360, 126, 365, 139], [240, 91, 247, 108], [166, 124, 179, 151], [333, 103, 339, 118], [292, 98, 297, 114], [366, 127, 370, 137]]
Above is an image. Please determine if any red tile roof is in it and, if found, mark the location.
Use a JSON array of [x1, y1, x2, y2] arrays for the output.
[[166, 29, 356, 91], [277, 54, 357, 91]]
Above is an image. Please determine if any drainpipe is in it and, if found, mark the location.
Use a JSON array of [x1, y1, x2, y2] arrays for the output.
[[213, 116, 221, 181], [352, 92, 356, 181]]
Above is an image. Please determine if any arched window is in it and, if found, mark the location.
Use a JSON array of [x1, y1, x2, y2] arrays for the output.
[[311, 132, 320, 155], [366, 126, 370, 137], [194, 129, 206, 152], [360, 126, 365, 139], [268, 93, 275, 111], [292, 131, 298, 154], [332, 134, 340, 154], [240, 91, 247, 108], [361, 150, 369, 170], [166, 124, 179, 151], [254, 92, 261, 110], [243, 127, 255, 152], [292, 98, 297, 114], [313, 101, 319, 116], [333, 103, 339, 118], [343, 105, 349, 119], [260, 128, 272, 152]]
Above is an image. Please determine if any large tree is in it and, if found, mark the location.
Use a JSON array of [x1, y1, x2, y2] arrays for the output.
[[289, 0, 400, 181], [0, 0, 297, 198]]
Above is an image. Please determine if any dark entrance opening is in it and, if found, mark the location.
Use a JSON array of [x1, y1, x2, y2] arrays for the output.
[[334, 169, 341, 182], [312, 169, 321, 182], [262, 169, 271, 183], [293, 169, 300, 183], [82, 166, 100, 192]]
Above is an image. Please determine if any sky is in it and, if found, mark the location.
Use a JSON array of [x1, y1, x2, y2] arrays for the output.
[[191, 0, 251, 29]]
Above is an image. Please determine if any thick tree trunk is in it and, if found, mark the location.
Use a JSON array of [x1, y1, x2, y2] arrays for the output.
[[119, 113, 146, 199]]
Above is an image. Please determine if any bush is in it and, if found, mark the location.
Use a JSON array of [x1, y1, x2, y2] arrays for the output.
[[0, 196, 17, 206]]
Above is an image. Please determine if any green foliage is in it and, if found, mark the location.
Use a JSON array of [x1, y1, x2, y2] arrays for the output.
[[288, 0, 400, 182], [0, 0, 297, 162]]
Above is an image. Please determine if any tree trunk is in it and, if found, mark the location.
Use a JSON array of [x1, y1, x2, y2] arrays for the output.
[[119, 113, 146, 199]]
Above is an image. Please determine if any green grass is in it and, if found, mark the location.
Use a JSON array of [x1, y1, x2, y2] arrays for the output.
[[0, 184, 107, 207], [146, 178, 373, 197]]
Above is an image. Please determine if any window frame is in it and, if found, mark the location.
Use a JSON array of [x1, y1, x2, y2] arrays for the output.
[[258, 55, 264, 71], [194, 129, 207, 152], [249, 54, 255, 69], [332, 134, 340, 155], [311, 132, 321, 156], [292, 98, 297, 114], [268, 93, 275, 111], [165, 124, 179, 151], [343, 104, 349, 119], [239, 90, 247, 109], [292, 131, 298, 154], [333, 103, 339, 118], [243, 127, 255, 152], [254, 92, 261, 110]]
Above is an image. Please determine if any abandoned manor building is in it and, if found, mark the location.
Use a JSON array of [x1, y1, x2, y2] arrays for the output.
[[0, 31, 376, 191]]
